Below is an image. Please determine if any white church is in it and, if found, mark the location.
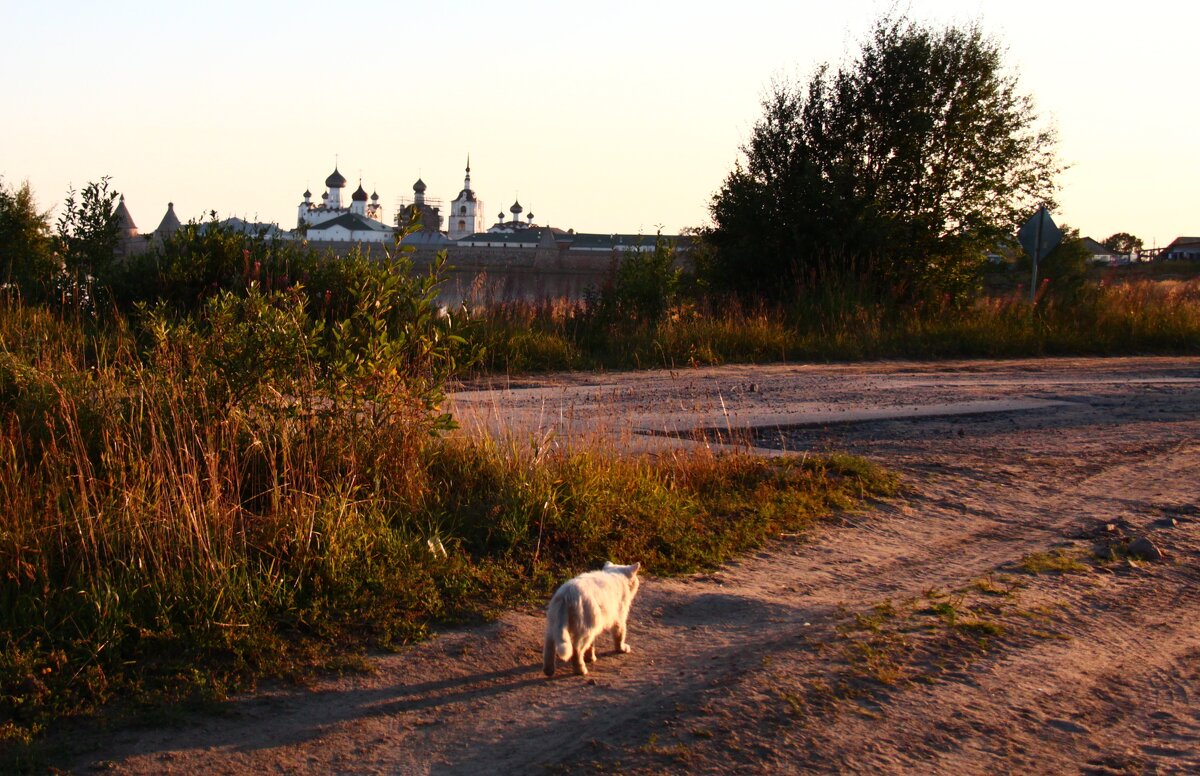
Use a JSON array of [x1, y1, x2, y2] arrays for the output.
[[297, 160, 493, 244], [297, 166, 393, 243], [297, 157, 564, 242]]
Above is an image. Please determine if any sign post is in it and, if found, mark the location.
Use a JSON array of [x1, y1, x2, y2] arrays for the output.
[[1017, 205, 1063, 303]]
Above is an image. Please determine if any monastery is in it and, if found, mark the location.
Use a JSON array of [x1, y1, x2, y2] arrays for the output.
[[114, 159, 691, 300]]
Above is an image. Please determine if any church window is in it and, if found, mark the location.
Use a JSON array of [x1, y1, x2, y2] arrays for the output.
[[458, 219, 466, 231], [459, 206, 467, 215]]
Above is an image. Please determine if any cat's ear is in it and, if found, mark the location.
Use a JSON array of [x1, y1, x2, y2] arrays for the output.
[[603, 561, 613, 569], [630, 562, 641, 575]]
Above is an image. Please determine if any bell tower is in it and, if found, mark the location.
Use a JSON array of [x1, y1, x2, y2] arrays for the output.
[[447, 156, 482, 240]]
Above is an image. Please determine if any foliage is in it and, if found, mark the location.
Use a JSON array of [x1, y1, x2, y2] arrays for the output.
[[471, 276, 1200, 374], [108, 215, 303, 310], [1014, 224, 1090, 298], [1019, 550, 1088, 574], [141, 252, 470, 433], [1036, 230, 1091, 296], [0, 179, 56, 294], [705, 14, 1059, 304], [594, 234, 682, 327], [1102, 232, 1143, 254], [55, 178, 119, 280], [0, 295, 894, 751]]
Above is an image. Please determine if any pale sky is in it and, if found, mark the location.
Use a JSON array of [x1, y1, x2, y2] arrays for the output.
[[3, 1, 1196, 247]]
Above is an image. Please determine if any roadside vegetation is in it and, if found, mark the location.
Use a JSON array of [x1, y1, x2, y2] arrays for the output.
[[0, 192, 897, 761], [471, 265, 1200, 374]]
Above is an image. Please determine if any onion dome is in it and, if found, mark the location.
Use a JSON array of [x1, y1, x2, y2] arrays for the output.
[[497, 212, 505, 221], [325, 167, 347, 188], [370, 190, 379, 202], [510, 200, 523, 215], [413, 178, 427, 194], [303, 188, 312, 199], [352, 183, 368, 202]]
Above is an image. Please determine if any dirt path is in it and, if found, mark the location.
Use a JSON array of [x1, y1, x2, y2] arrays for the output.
[[62, 357, 1200, 775]]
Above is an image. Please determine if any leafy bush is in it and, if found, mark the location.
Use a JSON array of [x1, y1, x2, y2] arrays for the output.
[[704, 14, 1059, 304], [596, 234, 682, 326]]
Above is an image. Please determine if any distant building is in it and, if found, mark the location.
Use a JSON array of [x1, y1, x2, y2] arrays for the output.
[[1081, 237, 1123, 266], [154, 202, 181, 238], [456, 225, 684, 254], [209, 216, 286, 240], [1163, 236, 1200, 261], [395, 178, 443, 234], [297, 166, 392, 243], [114, 196, 183, 257], [486, 199, 538, 234], [113, 194, 143, 258], [109, 159, 693, 302], [446, 160, 484, 240]]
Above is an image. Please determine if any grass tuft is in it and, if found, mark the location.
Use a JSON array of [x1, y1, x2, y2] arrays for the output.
[[1019, 549, 1089, 574]]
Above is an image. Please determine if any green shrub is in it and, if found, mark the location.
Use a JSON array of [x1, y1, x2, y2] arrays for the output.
[[0, 288, 895, 746]]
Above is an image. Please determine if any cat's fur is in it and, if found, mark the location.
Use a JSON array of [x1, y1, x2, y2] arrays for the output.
[[543, 561, 641, 677]]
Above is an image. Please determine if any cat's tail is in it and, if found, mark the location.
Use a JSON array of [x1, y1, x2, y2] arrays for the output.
[[543, 594, 573, 676]]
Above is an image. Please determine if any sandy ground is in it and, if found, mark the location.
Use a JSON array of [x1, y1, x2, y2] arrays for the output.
[[57, 356, 1200, 775]]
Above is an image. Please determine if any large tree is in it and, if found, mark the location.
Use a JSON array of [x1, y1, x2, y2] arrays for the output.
[[706, 15, 1060, 302], [0, 178, 56, 291], [1102, 232, 1143, 254]]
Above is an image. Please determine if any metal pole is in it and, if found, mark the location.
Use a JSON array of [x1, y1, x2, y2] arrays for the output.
[[1030, 205, 1043, 303]]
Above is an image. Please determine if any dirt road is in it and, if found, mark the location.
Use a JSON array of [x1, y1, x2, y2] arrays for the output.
[[65, 357, 1200, 774]]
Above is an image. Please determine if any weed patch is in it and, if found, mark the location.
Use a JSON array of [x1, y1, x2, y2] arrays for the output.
[[1019, 549, 1089, 574], [470, 277, 1200, 374], [0, 295, 896, 757]]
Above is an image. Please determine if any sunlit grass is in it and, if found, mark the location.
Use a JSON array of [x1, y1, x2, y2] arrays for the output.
[[470, 278, 1200, 373], [0, 298, 896, 756]]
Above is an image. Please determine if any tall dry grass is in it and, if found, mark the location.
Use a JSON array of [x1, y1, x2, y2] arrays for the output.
[[0, 296, 895, 756], [470, 278, 1200, 373]]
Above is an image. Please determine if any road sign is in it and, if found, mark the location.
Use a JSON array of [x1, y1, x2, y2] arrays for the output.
[[1018, 206, 1062, 301], [1018, 206, 1062, 262]]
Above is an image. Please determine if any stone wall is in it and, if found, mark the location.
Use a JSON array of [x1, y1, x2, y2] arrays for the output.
[[304, 240, 620, 304]]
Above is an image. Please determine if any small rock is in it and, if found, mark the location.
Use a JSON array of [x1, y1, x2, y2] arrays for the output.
[[1128, 536, 1163, 562], [1105, 523, 1118, 533], [748, 383, 759, 393]]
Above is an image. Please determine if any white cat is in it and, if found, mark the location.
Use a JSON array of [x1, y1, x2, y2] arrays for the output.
[[543, 561, 642, 677]]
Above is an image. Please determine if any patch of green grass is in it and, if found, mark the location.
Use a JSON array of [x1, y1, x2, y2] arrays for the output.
[[971, 575, 1021, 597], [918, 592, 1006, 639], [852, 602, 899, 633], [1019, 549, 1089, 574], [955, 619, 1006, 638]]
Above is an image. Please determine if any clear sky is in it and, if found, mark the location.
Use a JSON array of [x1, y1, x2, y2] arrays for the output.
[[2, 1, 1196, 247]]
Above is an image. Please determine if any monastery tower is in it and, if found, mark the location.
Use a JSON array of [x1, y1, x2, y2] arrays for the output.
[[447, 157, 483, 240]]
